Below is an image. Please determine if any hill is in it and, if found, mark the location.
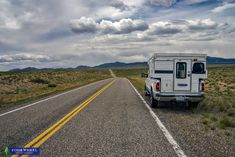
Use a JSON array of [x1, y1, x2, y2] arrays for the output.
[[94, 61, 147, 68], [7, 56, 235, 72], [207, 57, 235, 63]]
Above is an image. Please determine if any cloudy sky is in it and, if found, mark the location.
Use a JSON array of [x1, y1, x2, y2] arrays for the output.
[[0, 0, 235, 70]]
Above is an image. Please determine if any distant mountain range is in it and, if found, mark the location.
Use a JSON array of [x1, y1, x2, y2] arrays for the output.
[[94, 61, 147, 68], [8, 56, 235, 72], [206, 56, 235, 63]]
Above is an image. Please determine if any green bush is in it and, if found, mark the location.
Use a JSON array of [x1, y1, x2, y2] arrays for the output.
[[31, 78, 49, 84], [202, 119, 210, 125], [48, 83, 57, 88], [227, 110, 235, 117], [219, 118, 235, 129], [210, 116, 218, 122], [224, 131, 232, 136]]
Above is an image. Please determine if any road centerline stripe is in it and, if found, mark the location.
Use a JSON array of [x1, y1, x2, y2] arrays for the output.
[[33, 91, 99, 147], [127, 79, 187, 157], [29, 80, 114, 146], [24, 87, 103, 148], [13, 80, 115, 157]]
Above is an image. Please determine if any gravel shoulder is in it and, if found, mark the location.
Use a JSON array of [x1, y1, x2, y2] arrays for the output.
[[141, 93, 235, 157]]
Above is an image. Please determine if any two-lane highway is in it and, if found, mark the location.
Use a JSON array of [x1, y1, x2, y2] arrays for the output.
[[0, 78, 183, 157], [0, 79, 112, 154]]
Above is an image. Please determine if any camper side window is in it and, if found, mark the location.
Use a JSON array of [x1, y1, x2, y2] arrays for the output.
[[192, 63, 205, 74], [176, 62, 186, 79]]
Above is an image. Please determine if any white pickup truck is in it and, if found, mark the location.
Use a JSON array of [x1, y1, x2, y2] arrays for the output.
[[144, 53, 207, 108]]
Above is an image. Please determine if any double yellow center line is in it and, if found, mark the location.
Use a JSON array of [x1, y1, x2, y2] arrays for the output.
[[13, 80, 115, 157]]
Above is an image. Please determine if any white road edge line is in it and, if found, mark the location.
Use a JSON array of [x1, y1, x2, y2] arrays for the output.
[[0, 79, 112, 117], [127, 79, 187, 157]]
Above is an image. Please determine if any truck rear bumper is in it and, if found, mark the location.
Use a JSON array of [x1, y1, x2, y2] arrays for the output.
[[154, 93, 204, 102]]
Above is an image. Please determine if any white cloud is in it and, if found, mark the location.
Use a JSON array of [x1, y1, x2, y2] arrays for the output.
[[212, 2, 235, 13], [95, 7, 134, 20], [149, 0, 177, 6], [70, 17, 148, 34], [187, 19, 218, 30], [183, 0, 210, 5], [4, 20, 21, 30], [144, 21, 184, 36], [0, 53, 52, 63], [100, 18, 148, 34], [139, 19, 222, 38], [70, 18, 222, 37], [0, 0, 34, 30], [118, 54, 146, 62], [70, 17, 98, 33], [110, 0, 130, 11]]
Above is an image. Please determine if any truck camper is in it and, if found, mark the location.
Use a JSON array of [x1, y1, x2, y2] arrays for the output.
[[144, 53, 207, 108]]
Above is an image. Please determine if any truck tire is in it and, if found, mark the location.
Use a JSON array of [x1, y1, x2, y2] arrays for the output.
[[150, 91, 159, 108], [189, 102, 198, 108]]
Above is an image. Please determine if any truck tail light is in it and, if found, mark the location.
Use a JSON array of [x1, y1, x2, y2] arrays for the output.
[[201, 81, 205, 92], [156, 82, 160, 91]]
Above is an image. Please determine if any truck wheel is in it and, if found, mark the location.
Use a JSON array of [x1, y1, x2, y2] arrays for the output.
[[190, 102, 198, 108], [150, 91, 159, 108]]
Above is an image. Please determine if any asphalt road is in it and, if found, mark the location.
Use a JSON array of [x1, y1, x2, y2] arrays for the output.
[[0, 78, 180, 157]]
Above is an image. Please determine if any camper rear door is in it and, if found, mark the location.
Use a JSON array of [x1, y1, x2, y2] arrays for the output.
[[174, 59, 191, 91]]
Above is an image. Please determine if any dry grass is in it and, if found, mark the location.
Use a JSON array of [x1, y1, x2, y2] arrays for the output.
[[0, 69, 111, 109], [197, 64, 235, 131]]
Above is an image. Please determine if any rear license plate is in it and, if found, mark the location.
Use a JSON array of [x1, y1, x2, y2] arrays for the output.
[[176, 96, 185, 101]]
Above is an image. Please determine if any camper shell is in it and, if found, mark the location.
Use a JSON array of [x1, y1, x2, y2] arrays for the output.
[[145, 53, 207, 107]]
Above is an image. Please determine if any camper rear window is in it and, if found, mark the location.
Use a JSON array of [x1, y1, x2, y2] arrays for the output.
[[192, 63, 205, 74], [176, 62, 186, 79]]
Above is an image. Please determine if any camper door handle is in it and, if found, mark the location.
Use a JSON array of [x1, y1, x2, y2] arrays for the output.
[[188, 74, 191, 77]]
